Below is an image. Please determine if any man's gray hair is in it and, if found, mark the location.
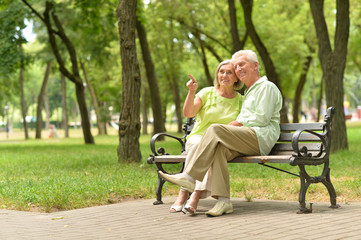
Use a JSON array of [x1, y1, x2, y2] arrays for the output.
[[231, 50, 259, 64]]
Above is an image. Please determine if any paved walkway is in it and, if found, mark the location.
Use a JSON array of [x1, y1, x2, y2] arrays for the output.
[[0, 197, 360, 240]]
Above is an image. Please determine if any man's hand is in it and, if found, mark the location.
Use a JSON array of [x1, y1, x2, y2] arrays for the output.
[[228, 121, 243, 127]]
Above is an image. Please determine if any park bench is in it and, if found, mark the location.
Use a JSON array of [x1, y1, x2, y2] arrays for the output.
[[147, 107, 340, 213]]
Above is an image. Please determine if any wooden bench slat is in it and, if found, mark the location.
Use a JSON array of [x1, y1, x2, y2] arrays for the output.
[[271, 143, 321, 152], [153, 154, 292, 164], [154, 155, 291, 163], [229, 155, 291, 163], [269, 151, 320, 156], [152, 143, 322, 164], [280, 122, 325, 131], [154, 155, 186, 163], [278, 133, 322, 142]]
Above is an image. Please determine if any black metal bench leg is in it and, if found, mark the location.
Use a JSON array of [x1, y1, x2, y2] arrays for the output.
[[298, 169, 312, 213], [322, 167, 340, 209], [153, 175, 166, 205]]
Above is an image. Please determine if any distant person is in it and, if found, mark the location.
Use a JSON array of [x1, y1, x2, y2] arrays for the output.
[[48, 124, 58, 138], [310, 107, 317, 121]]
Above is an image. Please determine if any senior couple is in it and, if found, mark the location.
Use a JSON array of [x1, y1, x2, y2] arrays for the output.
[[159, 50, 283, 217]]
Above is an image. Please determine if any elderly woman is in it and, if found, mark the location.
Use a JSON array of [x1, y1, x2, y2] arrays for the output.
[[170, 59, 243, 214]]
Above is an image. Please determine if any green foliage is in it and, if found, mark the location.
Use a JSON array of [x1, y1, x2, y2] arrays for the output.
[[0, 0, 34, 112], [0, 1, 30, 75], [250, 0, 316, 97]]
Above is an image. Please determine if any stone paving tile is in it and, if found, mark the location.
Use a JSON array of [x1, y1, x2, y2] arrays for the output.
[[0, 197, 360, 239]]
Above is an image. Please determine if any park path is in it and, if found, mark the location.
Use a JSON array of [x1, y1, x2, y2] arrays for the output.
[[0, 197, 360, 239]]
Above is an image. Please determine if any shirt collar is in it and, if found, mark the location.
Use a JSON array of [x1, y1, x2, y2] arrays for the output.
[[244, 76, 268, 96]]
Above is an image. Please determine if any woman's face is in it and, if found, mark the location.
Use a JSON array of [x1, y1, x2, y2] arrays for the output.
[[217, 64, 238, 87]]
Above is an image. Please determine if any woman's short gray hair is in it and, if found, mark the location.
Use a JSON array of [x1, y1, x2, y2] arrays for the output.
[[214, 59, 243, 90]]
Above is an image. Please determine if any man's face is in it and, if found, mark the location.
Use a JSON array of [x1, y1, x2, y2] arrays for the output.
[[232, 55, 258, 82]]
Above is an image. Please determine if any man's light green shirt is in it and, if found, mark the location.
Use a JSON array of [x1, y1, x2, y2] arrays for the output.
[[236, 76, 283, 155]]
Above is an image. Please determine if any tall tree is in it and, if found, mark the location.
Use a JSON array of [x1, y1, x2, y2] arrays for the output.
[[35, 60, 52, 138], [141, 83, 148, 135], [44, 85, 50, 130], [80, 61, 106, 135], [136, 16, 166, 137], [292, 55, 313, 123], [228, 0, 247, 52], [309, 0, 349, 152], [19, 44, 29, 139], [192, 27, 214, 86], [116, 0, 142, 162], [22, 0, 95, 144], [60, 72, 69, 138], [240, 0, 288, 123]]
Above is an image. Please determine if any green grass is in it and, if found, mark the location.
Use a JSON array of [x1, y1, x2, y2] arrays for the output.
[[0, 123, 360, 212], [0, 133, 160, 212]]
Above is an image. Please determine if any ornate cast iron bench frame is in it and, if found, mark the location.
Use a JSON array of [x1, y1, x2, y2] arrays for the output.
[[147, 107, 340, 213]]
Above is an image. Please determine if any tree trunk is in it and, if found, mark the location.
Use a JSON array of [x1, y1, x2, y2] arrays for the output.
[[35, 61, 52, 138], [116, 0, 142, 162], [71, 104, 78, 129], [157, 43, 183, 133], [61, 72, 69, 138], [80, 61, 106, 135], [136, 18, 166, 136], [103, 102, 108, 135], [316, 77, 324, 122], [141, 85, 148, 135], [170, 21, 182, 133], [170, 72, 183, 133], [44, 86, 50, 130], [73, 83, 93, 143], [19, 44, 29, 139], [22, 0, 94, 144], [194, 29, 213, 86], [293, 56, 312, 123], [240, 0, 289, 123], [228, 0, 243, 52], [309, 0, 349, 152]]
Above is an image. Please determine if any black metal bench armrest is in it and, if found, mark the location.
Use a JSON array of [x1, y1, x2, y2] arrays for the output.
[[292, 128, 326, 157], [290, 107, 334, 166], [147, 118, 195, 165], [290, 129, 326, 166], [150, 133, 185, 157]]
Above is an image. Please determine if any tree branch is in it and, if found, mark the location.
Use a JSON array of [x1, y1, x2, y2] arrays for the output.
[[21, 0, 45, 23], [174, 17, 232, 54], [309, 0, 332, 65], [51, 9, 81, 82], [42, 1, 75, 83]]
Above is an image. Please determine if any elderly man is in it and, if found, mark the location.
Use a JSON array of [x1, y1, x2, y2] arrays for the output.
[[159, 50, 283, 217]]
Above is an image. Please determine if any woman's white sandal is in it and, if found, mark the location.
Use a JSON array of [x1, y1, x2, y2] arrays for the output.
[[183, 202, 196, 215], [169, 203, 185, 213]]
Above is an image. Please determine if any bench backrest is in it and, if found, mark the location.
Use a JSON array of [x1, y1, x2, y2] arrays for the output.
[[271, 107, 334, 160], [184, 107, 334, 159], [270, 123, 326, 156]]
